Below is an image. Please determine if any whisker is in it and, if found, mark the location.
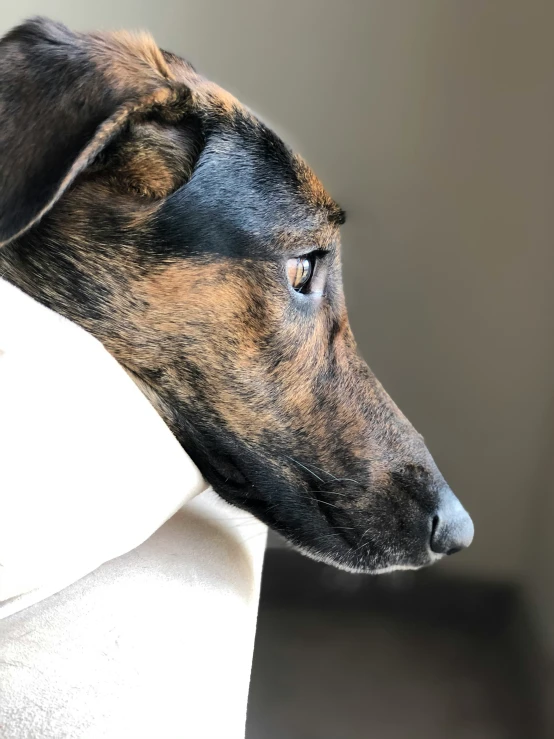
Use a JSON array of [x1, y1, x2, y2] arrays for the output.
[[306, 462, 362, 487], [306, 462, 341, 481], [311, 497, 342, 510], [286, 457, 363, 488], [353, 527, 373, 552], [286, 456, 326, 483], [310, 489, 351, 498]]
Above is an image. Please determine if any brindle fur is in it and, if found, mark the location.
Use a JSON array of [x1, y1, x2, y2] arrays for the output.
[[0, 18, 467, 573]]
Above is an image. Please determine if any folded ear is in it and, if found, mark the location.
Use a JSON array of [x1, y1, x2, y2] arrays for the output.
[[0, 17, 191, 247]]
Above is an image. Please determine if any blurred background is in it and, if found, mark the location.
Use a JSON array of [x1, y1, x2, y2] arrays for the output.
[[1, 2, 552, 737]]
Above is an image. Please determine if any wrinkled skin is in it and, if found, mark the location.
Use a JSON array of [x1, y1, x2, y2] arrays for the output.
[[0, 18, 473, 573]]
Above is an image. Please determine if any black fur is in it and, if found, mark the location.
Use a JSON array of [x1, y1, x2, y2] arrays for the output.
[[0, 18, 473, 573]]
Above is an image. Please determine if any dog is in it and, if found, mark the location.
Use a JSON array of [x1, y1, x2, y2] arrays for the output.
[[0, 17, 473, 574]]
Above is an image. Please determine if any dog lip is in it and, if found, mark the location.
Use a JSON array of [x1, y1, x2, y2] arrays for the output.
[[206, 452, 248, 487], [201, 455, 250, 494], [295, 541, 446, 575], [308, 493, 363, 550]]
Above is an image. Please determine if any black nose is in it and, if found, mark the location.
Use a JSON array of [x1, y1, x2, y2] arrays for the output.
[[430, 487, 474, 555]]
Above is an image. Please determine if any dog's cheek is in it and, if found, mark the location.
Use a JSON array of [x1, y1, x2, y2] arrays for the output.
[[118, 261, 282, 435]]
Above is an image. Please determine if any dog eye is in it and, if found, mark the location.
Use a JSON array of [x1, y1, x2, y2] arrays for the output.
[[287, 256, 313, 292]]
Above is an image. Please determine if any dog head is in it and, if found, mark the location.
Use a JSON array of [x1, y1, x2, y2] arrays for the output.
[[0, 18, 473, 573]]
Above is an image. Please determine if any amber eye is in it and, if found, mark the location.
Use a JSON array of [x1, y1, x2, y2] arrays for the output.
[[287, 256, 313, 292]]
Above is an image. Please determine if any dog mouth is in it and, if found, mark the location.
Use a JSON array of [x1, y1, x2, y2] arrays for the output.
[[122, 368, 467, 574], [192, 447, 443, 575], [295, 544, 444, 575], [197, 449, 300, 524], [289, 520, 443, 575]]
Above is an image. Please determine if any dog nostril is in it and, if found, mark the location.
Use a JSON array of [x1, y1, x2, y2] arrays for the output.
[[430, 487, 474, 556]]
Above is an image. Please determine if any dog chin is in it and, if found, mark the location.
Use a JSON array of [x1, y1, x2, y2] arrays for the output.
[[292, 543, 445, 575]]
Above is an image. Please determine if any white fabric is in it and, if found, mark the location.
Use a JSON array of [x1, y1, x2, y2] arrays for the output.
[[0, 490, 267, 739], [0, 278, 267, 738], [0, 278, 207, 605]]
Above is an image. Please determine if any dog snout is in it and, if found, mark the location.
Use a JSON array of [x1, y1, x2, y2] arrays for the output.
[[430, 486, 474, 556]]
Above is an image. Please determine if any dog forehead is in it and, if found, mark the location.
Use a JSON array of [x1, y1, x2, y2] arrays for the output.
[[160, 49, 344, 227], [156, 137, 341, 259], [79, 31, 343, 255]]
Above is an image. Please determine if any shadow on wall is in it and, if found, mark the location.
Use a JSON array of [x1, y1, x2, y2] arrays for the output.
[[247, 549, 547, 739]]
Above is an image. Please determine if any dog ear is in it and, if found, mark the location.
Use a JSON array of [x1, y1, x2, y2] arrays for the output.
[[0, 17, 194, 247], [91, 117, 203, 200]]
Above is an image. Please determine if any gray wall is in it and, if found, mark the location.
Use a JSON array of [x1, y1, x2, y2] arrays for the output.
[[2, 3, 552, 591]]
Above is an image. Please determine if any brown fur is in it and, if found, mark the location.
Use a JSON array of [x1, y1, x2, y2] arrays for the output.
[[0, 18, 473, 573]]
